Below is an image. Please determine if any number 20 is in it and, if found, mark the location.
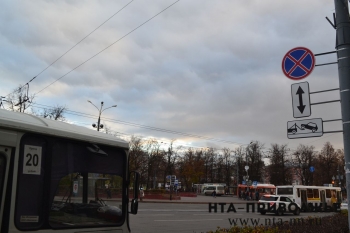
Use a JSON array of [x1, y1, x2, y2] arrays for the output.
[[26, 153, 39, 166]]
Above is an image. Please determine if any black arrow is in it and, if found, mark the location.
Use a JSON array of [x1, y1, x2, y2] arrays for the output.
[[296, 86, 306, 113]]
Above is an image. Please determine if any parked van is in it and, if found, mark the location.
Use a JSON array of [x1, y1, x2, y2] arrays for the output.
[[203, 185, 225, 196]]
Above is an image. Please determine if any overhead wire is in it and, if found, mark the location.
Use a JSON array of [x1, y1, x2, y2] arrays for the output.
[[34, 0, 180, 95], [4, 0, 135, 98], [30, 102, 245, 146]]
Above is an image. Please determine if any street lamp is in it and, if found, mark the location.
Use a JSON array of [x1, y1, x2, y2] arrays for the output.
[[87, 100, 117, 131], [245, 165, 249, 190]]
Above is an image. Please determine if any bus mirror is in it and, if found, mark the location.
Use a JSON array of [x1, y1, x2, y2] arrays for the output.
[[130, 198, 138, 215], [130, 171, 140, 215]]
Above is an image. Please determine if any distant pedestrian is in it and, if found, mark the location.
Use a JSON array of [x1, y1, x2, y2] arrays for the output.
[[212, 190, 216, 198], [245, 190, 250, 200], [255, 190, 259, 201], [140, 188, 144, 201]]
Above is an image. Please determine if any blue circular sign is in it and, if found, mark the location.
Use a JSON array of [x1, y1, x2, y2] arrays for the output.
[[309, 166, 315, 172], [282, 47, 315, 80]]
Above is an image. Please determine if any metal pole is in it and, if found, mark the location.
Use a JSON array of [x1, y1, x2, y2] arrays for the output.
[[338, 164, 341, 187], [97, 102, 103, 131], [334, 0, 350, 229], [236, 157, 239, 186], [97, 115, 101, 131]]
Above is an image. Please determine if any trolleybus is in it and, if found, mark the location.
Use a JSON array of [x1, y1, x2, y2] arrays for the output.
[[0, 109, 139, 233], [276, 185, 342, 208]]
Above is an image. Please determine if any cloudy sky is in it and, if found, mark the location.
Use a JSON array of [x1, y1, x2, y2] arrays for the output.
[[0, 0, 343, 152]]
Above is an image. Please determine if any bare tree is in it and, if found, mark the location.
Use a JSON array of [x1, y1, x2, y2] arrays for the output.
[[222, 148, 233, 186], [32, 105, 66, 121], [292, 144, 316, 185], [245, 141, 265, 183], [266, 144, 292, 185], [129, 136, 148, 187], [163, 140, 178, 184], [313, 142, 340, 185], [232, 146, 245, 185]]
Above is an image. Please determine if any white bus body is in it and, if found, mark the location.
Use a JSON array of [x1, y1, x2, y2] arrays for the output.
[[201, 183, 226, 196], [276, 185, 341, 207], [0, 109, 139, 233]]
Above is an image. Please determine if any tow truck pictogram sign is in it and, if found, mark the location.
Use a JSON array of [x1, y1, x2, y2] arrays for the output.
[[287, 118, 323, 139]]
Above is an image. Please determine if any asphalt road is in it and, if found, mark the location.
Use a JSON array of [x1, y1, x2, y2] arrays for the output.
[[129, 195, 334, 233]]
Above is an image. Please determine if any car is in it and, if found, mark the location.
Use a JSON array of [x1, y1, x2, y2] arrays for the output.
[[301, 122, 318, 132], [203, 186, 225, 196], [258, 194, 301, 216]]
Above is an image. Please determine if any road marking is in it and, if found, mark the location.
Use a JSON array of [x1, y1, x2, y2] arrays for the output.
[[154, 219, 224, 222], [193, 213, 243, 216], [148, 214, 174, 216], [139, 209, 206, 212]]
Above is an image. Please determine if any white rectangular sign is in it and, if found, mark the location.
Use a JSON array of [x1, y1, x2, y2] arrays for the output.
[[291, 82, 311, 118], [287, 118, 323, 139], [23, 145, 42, 175]]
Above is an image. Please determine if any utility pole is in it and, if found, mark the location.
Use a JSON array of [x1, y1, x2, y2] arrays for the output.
[[236, 156, 239, 186], [334, 0, 350, 229]]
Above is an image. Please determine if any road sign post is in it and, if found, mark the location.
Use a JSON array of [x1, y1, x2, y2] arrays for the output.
[[335, 0, 350, 229], [291, 82, 311, 118]]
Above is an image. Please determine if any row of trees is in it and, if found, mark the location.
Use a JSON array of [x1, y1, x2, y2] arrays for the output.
[[129, 137, 345, 191]]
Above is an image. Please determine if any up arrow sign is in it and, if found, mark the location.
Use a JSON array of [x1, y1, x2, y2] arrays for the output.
[[291, 82, 311, 118]]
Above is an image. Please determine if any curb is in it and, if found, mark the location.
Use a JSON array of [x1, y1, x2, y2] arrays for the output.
[[139, 200, 257, 204]]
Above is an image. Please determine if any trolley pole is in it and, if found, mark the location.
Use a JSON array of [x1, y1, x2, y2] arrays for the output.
[[335, 0, 350, 229]]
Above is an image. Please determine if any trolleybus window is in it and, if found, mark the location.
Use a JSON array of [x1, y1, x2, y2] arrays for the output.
[[326, 189, 331, 198], [307, 189, 313, 198], [15, 134, 128, 230], [276, 187, 293, 195], [49, 140, 126, 229]]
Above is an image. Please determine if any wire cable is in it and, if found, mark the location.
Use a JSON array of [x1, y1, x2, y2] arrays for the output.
[[5, 0, 135, 98], [30, 101, 245, 146], [35, 0, 180, 95]]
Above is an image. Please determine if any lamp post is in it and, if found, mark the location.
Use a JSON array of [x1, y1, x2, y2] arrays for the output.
[[87, 100, 117, 131], [245, 165, 249, 191], [231, 151, 239, 186]]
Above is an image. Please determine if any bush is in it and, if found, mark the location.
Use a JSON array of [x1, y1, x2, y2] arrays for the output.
[[207, 212, 349, 233]]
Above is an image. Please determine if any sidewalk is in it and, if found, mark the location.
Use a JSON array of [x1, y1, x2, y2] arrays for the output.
[[139, 195, 256, 204]]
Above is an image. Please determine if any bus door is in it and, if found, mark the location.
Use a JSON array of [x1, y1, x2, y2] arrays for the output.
[[336, 190, 342, 203], [300, 189, 307, 210], [0, 146, 12, 232], [320, 190, 326, 210]]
